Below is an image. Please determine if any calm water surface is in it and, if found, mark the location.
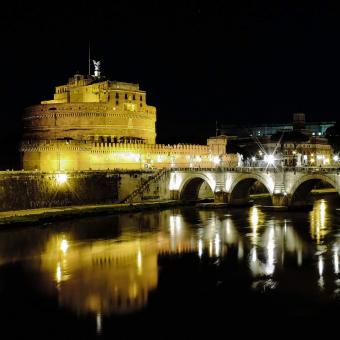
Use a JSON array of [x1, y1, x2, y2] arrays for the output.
[[1, 198, 340, 338]]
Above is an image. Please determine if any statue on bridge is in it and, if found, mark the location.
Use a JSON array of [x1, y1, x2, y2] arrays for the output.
[[237, 153, 244, 167]]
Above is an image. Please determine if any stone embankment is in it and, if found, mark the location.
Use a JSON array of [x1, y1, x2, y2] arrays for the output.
[[0, 200, 182, 228]]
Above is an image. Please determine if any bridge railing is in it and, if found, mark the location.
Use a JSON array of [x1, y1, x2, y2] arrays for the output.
[[168, 166, 340, 173]]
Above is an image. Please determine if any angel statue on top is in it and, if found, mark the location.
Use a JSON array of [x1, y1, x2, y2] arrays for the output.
[[93, 60, 101, 77]]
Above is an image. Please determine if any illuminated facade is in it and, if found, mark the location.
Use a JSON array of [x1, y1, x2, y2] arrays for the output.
[[21, 73, 233, 171]]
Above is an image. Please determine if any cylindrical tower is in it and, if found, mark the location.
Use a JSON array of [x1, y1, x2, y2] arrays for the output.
[[22, 74, 156, 144]]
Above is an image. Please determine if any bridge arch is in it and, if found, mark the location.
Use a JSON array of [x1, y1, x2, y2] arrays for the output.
[[179, 174, 215, 201], [289, 174, 340, 206], [228, 174, 273, 206]]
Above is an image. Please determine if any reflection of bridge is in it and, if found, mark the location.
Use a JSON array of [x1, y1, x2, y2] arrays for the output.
[[162, 166, 340, 207]]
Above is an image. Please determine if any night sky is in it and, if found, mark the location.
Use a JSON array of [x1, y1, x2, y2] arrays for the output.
[[1, 1, 340, 168]]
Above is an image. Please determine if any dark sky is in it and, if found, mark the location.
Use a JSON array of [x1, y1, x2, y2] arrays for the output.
[[0, 1, 340, 168]]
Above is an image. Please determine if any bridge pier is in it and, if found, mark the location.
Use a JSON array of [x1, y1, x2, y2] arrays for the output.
[[170, 190, 180, 200], [272, 193, 289, 207], [214, 191, 229, 203]]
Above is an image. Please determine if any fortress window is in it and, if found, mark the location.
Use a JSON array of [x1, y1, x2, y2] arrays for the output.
[[133, 94, 136, 100], [140, 95, 143, 101], [125, 93, 128, 99], [116, 100, 119, 105], [140, 103, 142, 107], [115, 93, 119, 99]]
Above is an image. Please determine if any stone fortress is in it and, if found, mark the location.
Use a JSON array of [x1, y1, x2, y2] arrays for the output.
[[21, 63, 235, 171]]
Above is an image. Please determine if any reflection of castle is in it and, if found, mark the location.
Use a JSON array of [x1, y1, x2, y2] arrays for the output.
[[21, 70, 235, 171], [41, 236, 158, 315]]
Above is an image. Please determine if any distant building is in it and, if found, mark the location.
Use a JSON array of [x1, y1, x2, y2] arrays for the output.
[[226, 113, 335, 166], [220, 114, 335, 139]]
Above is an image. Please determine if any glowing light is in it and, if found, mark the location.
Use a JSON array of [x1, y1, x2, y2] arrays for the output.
[[251, 156, 256, 162], [333, 155, 339, 162], [56, 173, 68, 185], [266, 154, 275, 165], [213, 156, 220, 165], [60, 239, 69, 254]]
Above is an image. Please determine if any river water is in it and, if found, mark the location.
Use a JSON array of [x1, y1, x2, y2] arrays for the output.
[[1, 197, 340, 338]]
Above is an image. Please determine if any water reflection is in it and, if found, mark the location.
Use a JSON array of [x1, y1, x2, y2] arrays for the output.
[[0, 198, 339, 325], [310, 199, 330, 244], [41, 236, 158, 315]]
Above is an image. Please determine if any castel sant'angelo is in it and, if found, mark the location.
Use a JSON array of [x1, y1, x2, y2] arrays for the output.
[[21, 61, 233, 171]]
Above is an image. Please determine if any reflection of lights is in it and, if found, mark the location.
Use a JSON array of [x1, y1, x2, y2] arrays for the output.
[[198, 239, 203, 258], [169, 215, 181, 234], [56, 263, 62, 283], [215, 233, 220, 257], [320, 200, 326, 225], [310, 200, 328, 244], [297, 249, 303, 267], [318, 255, 325, 290], [238, 241, 244, 260], [137, 250, 142, 274], [334, 245, 339, 274], [251, 247, 257, 263], [249, 207, 261, 245], [265, 227, 275, 275], [56, 173, 68, 185], [96, 313, 102, 334], [60, 239, 69, 254], [318, 256, 324, 277], [251, 207, 259, 227], [209, 241, 213, 257]]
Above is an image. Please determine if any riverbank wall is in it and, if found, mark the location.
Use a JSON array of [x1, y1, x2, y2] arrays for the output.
[[0, 170, 167, 211]]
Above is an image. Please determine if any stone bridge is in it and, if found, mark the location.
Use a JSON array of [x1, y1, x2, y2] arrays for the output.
[[164, 166, 340, 207]]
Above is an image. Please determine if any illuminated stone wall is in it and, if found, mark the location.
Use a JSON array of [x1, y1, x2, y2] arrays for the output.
[[21, 140, 236, 171], [0, 171, 163, 211]]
